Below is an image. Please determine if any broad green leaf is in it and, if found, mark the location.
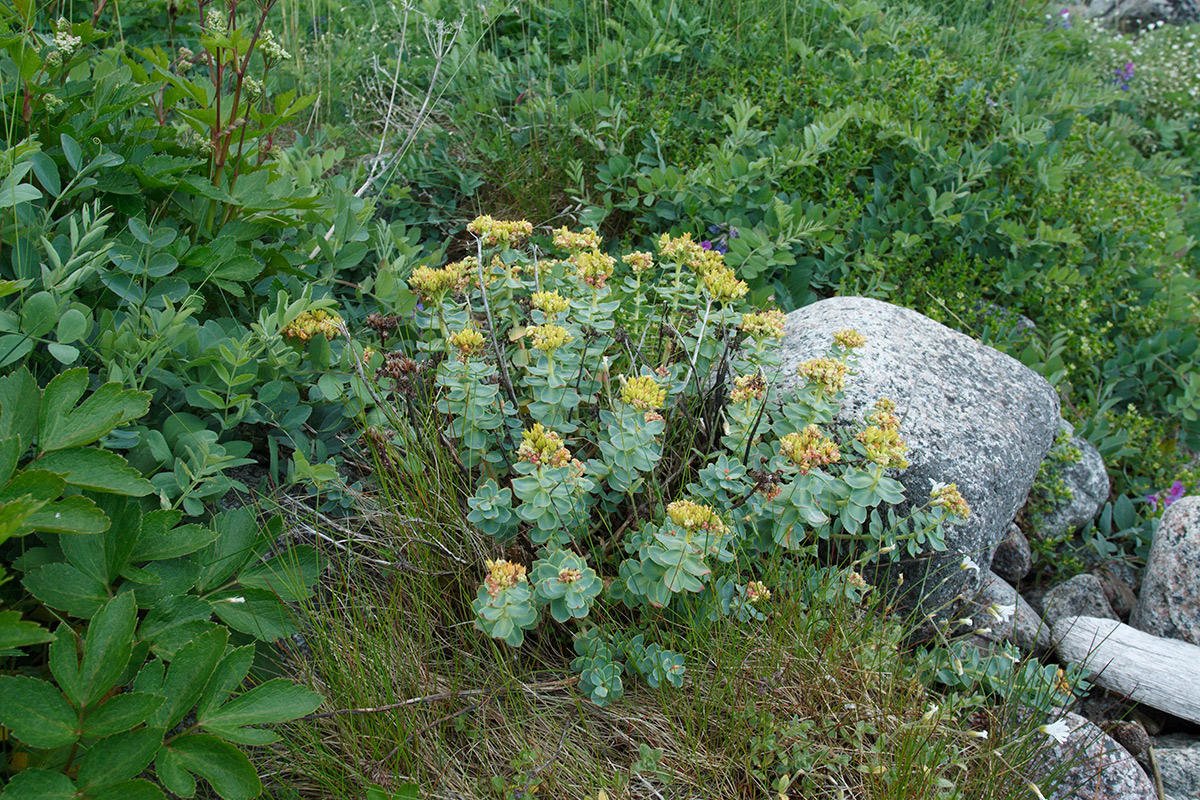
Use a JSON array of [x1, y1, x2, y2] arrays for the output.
[[0, 769, 76, 800], [78, 592, 138, 707], [133, 517, 218, 561], [62, 133, 82, 172], [0, 610, 54, 650], [49, 624, 83, 706], [76, 728, 162, 792], [0, 436, 19, 485], [149, 627, 229, 730], [80, 692, 165, 738], [138, 594, 214, 645], [155, 746, 197, 798], [62, 494, 141, 584], [196, 645, 255, 720], [0, 675, 78, 748], [236, 545, 321, 602], [25, 494, 110, 535], [162, 734, 261, 800], [0, 467, 67, 502], [210, 588, 296, 642], [34, 448, 154, 495], [199, 678, 322, 733], [47, 342, 80, 364], [89, 779, 167, 800], [194, 508, 260, 591], [23, 561, 109, 618], [0, 495, 46, 546], [20, 291, 57, 337], [37, 370, 150, 455]]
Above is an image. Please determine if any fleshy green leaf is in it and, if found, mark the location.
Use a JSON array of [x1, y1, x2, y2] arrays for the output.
[[161, 734, 261, 800], [0, 675, 78, 748], [76, 728, 162, 792], [33, 447, 155, 495]]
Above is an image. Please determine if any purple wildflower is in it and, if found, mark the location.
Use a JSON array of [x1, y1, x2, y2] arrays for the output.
[[1147, 480, 1187, 511], [1115, 62, 1135, 91]]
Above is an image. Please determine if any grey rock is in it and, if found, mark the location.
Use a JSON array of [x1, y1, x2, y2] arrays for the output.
[[1028, 423, 1110, 541], [1105, 720, 1151, 764], [1153, 735, 1200, 800], [970, 571, 1051, 653], [1028, 712, 1156, 800], [991, 522, 1033, 583], [776, 297, 1060, 616], [1043, 574, 1118, 629], [1087, 0, 1200, 27], [1131, 496, 1200, 645]]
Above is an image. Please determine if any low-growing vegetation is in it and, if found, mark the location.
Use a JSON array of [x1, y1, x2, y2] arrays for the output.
[[0, 0, 1196, 797]]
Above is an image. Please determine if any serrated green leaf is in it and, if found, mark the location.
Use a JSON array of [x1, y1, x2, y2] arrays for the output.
[[0, 467, 67, 502], [138, 594, 214, 645], [236, 545, 321, 602], [149, 627, 228, 730], [199, 678, 322, 733], [88, 779, 167, 800], [0, 495, 46, 545], [80, 692, 165, 738], [61, 493, 141, 585], [0, 769, 76, 800], [162, 734, 261, 800], [26, 494, 110, 535], [210, 588, 296, 642], [23, 561, 108, 617], [155, 746, 197, 798], [38, 370, 150, 455], [133, 521, 218, 561], [0, 675, 78, 748], [195, 508, 259, 592], [0, 610, 54, 650], [76, 728, 162, 792], [78, 592, 138, 707], [196, 645, 254, 720], [33, 447, 154, 495]]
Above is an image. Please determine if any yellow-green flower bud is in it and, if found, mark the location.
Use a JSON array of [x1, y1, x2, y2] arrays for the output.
[[468, 215, 533, 248], [449, 326, 486, 360], [619, 375, 666, 410], [552, 226, 601, 253], [484, 559, 527, 596], [531, 290, 569, 319], [797, 357, 848, 397], [622, 251, 655, 273], [666, 500, 728, 536], [833, 328, 866, 349], [282, 309, 343, 342], [779, 425, 841, 473], [531, 323, 572, 353], [739, 308, 786, 340], [517, 423, 571, 468]]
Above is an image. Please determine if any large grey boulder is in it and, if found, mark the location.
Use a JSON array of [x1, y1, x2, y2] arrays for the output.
[[1130, 495, 1200, 645], [1028, 711, 1156, 800], [776, 297, 1060, 615], [1026, 423, 1110, 542], [1153, 734, 1200, 800], [1043, 573, 1119, 630], [1086, 0, 1200, 27]]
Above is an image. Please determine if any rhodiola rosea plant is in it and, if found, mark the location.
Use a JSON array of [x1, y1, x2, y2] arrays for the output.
[[360, 219, 973, 706]]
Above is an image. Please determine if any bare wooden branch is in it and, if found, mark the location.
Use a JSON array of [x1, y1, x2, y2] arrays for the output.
[[1052, 616, 1200, 725]]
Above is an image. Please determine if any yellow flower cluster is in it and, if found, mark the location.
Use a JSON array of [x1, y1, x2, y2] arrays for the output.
[[740, 308, 786, 340], [745, 581, 771, 604], [702, 265, 749, 303], [531, 290, 569, 319], [531, 323, 573, 353], [282, 309, 343, 342], [573, 249, 616, 290], [484, 558, 527, 597], [517, 423, 571, 468], [666, 500, 729, 536], [552, 226, 601, 253], [797, 357, 848, 397], [856, 399, 909, 469], [931, 482, 971, 519], [657, 232, 705, 265], [467, 215, 532, 248], [409, 258, 477, 302], [846, 571, 869, 590], [622, 251, 655, 273], [730, 373, 766, 405], [833, 328, 867, 349], [779, 425, 841, 474], [619, 375, 666, 410], [449, 326, 486, 360]]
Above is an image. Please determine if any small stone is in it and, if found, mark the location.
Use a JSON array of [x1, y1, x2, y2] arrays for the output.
[[1043, 573, 1118, 629], [970, 571, 1051, 654], [1026, 423, 1110, 542], [991, 522, 1032, 583], [1131, 496, 1200, 645], [1105, 720, 1151, 762]]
